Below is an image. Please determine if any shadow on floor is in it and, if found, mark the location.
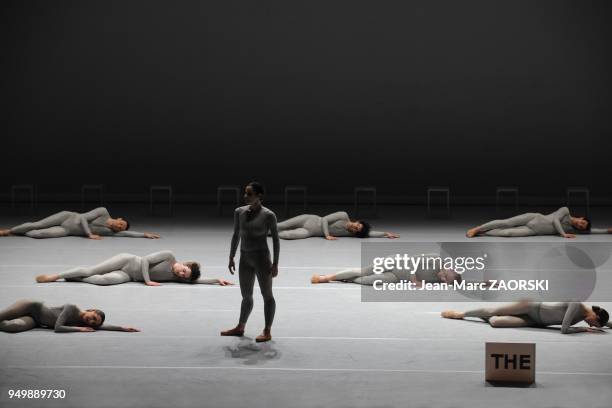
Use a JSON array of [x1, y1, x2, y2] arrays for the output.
[[223, 337, 281, 366]]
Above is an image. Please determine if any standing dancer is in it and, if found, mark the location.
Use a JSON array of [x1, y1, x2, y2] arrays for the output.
[[221, 182, 280, 342]]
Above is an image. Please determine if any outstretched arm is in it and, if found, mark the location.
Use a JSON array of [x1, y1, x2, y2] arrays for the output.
[[97, 324, 140, 332], [590, 228, 612, 234], [112, 231, 147, 238], [194, 277, 233, 285]]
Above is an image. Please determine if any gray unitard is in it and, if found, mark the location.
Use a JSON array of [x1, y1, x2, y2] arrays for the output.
[[230, 205, 280, 328], [57, 251, 216, 285], [475, 207, 600, 237], [334, 253, 444, 285], [0, 300, 122, 333], [276, 211, 385, 239], [463, 302, 602, 333], [9, 207, 147, 239]]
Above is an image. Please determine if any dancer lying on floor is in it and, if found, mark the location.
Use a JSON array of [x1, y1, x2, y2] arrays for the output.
[[35, 250, 233, 286], [466, 207, 611, 238], [0, 299, 139, 333], [277, 211, 399, 240], [311, 253, 463, 285], [441, 301, 611, 334], [0, 207, 159, 239]]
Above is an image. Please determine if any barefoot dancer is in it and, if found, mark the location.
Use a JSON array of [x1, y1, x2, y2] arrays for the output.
[[36, 250, 232, 286], [441, 301, 610, 334], [0, 299, 139, 333], [221, 182, 279, 343], [0, 207, 160, 240], [311, 253, 462, 286], [466, 207, 610, 238], [277, 211, 399, 240]]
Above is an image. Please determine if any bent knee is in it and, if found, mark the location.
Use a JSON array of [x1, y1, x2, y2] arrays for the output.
[[0, 319, 32, 332], [25, 230, 44, 239], [488, 316, 505, 327]]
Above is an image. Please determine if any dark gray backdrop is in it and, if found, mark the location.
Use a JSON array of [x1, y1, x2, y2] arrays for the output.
[[2, 0, 611, 202]]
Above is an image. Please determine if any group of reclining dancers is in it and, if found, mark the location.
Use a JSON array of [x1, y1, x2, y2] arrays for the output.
[[1, 182, 611, 340]]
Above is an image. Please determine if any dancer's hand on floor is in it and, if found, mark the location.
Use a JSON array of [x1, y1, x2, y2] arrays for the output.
[[121, 327, 141, 332], [563, 233, 576, 239], [270, 264, 278, 277], [145, 281, 161, 286], [88, 234, 102, 240], [586, 327, 605, 333], [144, 233, 160, 239], [228, 259, 235, 275], [78, 327, 95, 332], [325, 235, 338, 240], [218, 279, 234, 286], [385, 232, 400, 239]]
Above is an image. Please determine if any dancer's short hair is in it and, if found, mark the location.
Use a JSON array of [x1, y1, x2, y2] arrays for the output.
[[86, 309, 106, 327], [581, 216, 591, 232], [355, 221, 371, 238], [184, 262, 201, 282], [592, 306, 609, 326], [123, 219, 130, 231], [247, 181, 265, 196]]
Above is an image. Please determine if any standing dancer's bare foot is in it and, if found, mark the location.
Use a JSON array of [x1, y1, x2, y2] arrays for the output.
[[255, 328, 272, 342], [220, 324, 245, 337]]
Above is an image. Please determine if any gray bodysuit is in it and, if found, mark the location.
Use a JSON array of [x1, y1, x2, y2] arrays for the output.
[[230, 205, 280, 328], [0, 300, 122, 332], [477, 207, 578, 237], [58, 251, 217, 285], [334, 253, 444, 285], [9, 207, 147, 239], [465, 302, 591, 333], [276, 211, 385, 239]]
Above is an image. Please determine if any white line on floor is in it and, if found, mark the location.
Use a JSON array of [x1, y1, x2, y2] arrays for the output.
[[4, 365, 611, 376]]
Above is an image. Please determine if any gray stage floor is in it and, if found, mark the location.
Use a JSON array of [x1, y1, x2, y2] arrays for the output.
[[1, 205, 611, 408]]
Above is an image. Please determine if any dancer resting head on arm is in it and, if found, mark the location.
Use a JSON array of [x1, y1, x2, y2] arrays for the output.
[[466, 207, 609, 239], [311, 257, 463, 286], [35, 251, 233, 286], [276, 211, 399, 240], [441, 301, 610, 334], [0, 207, 160, 240], [0, 299, 140, 333]]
